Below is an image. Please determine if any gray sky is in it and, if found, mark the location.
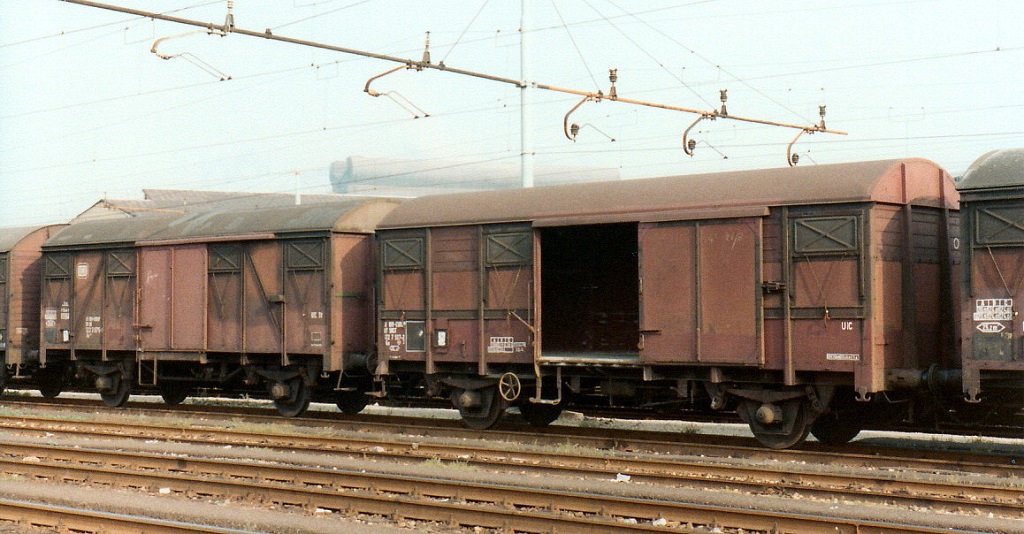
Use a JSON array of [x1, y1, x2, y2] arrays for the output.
[[2, 0, 1022, 227]]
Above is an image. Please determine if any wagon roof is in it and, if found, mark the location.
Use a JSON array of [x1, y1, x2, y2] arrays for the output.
[[958, 148, 1024, 191], [45, 192, 400, 248], [379, 158, 956, 229], [139, 197, 400, 243], [0, 225, 63, 253]]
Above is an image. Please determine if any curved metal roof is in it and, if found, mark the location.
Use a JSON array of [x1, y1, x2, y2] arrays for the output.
[[44, 211, 183, 249], [380, 158, 956, 229], [140, 197, 400, 243], [958, 148, 1024, 191], [0, 225, 64, 253], [46, 195, 400, 249]]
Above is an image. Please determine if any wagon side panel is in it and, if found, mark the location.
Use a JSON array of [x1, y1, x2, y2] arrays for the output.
[[138, 245, 206, 352], [330, 234, 374, 371], [282, 239, 329, 359], [241, 242, 284, 355], [639, 218, 762, 365], [378, 230, 427, 364], [207, 243, 244, 352]]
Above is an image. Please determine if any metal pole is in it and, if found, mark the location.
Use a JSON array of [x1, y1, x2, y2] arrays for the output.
[[520, 0, 534, 188]]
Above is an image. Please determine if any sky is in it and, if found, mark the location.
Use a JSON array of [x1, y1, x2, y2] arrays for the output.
[[2, 0, 1023, 227]]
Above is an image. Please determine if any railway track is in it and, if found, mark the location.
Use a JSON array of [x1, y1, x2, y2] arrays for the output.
[[0, 413, 1021, 518], [0, 498, 253, 533], [0, 435, 991, 534], [0, 398, 1020, 532], [6, 395, 1023, 474]]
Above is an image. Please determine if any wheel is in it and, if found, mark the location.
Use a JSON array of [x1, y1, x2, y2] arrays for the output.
[[518, 401, 563, 427], [0, 361, 7, 396], [810, 413, 862, 445], [99, 372, 131, 408], [335, 390, 369, 415], [738, 398, 813, 449], [37, 366, 64, 398], [272, 378, 311, 417], [159, 382, 189, 405], [452, 386, 507, 430]]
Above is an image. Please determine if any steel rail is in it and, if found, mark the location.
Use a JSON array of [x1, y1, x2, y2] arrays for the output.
[[0, 497, 253, 533], [0, 440, 977, 534], [0, 414, 1021, 518], [2, 400, 1021, 478]]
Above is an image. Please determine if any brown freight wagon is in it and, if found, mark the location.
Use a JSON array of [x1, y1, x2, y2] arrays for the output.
[[40, 193, 398, 416], [0, 224, 66, 393], [375, 158, 959, 448], [957, 148, 1024, 410]]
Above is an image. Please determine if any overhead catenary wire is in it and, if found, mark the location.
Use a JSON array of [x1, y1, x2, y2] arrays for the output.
[[440, 0, 491, 66], [550, 0, 601, 90], [56, 0, 847, 150], [0, 0, 223, 48]]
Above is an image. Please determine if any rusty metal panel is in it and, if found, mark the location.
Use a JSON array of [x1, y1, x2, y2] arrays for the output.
[[640, 218, 762, 364], [168, 247, 206, 350], [41, 250, 137, 353], [378, 230, 428, 363], [378, 224, 535, 367], [41, 253, 73, 352], [638, 223, 696, 362], [485, 232, 531, 265], [793, 216, 858, 254], [792, 260, 860, 309], [698, 220, 762, 364], [0, 254, 7, 356], [974, 205, 1024, 245], [382, 272, 425, 311], [966, 249, 1021, 361], [330, 235, 374, 370], [241, 242, 284, 355], [382, 237, 424, 269], [101, 250, 137, 351], [207, 244, 243, 352], [431, 227, 478, 311], [283, 239, 329, 355], [482, 226, 534, 364], [784, 209, 867, 376], [2, 226, 70, 364], [73, 253, 106, 350], [138, 245, 206, 352]]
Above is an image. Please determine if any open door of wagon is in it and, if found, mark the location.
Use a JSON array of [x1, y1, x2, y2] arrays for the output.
[[638, 216, 764, 365], [537, 223, 640, 363]]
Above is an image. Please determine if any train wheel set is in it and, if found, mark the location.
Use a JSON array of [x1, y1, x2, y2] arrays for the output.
[[2, 151, 1024, 447]]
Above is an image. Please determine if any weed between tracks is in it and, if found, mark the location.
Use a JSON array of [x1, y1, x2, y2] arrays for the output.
[[421, 458, 477, 471]]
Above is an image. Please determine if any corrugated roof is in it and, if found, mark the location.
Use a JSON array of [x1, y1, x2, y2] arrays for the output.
[[380, 158, 956, 229], [958, 148, 1024, 191]]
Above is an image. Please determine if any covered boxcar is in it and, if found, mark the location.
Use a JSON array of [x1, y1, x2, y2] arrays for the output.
[[0, 224, 66, 393], [39, 192, 398, 415], [957, 148, 1024, 414], [375, 158, 959, 448]]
